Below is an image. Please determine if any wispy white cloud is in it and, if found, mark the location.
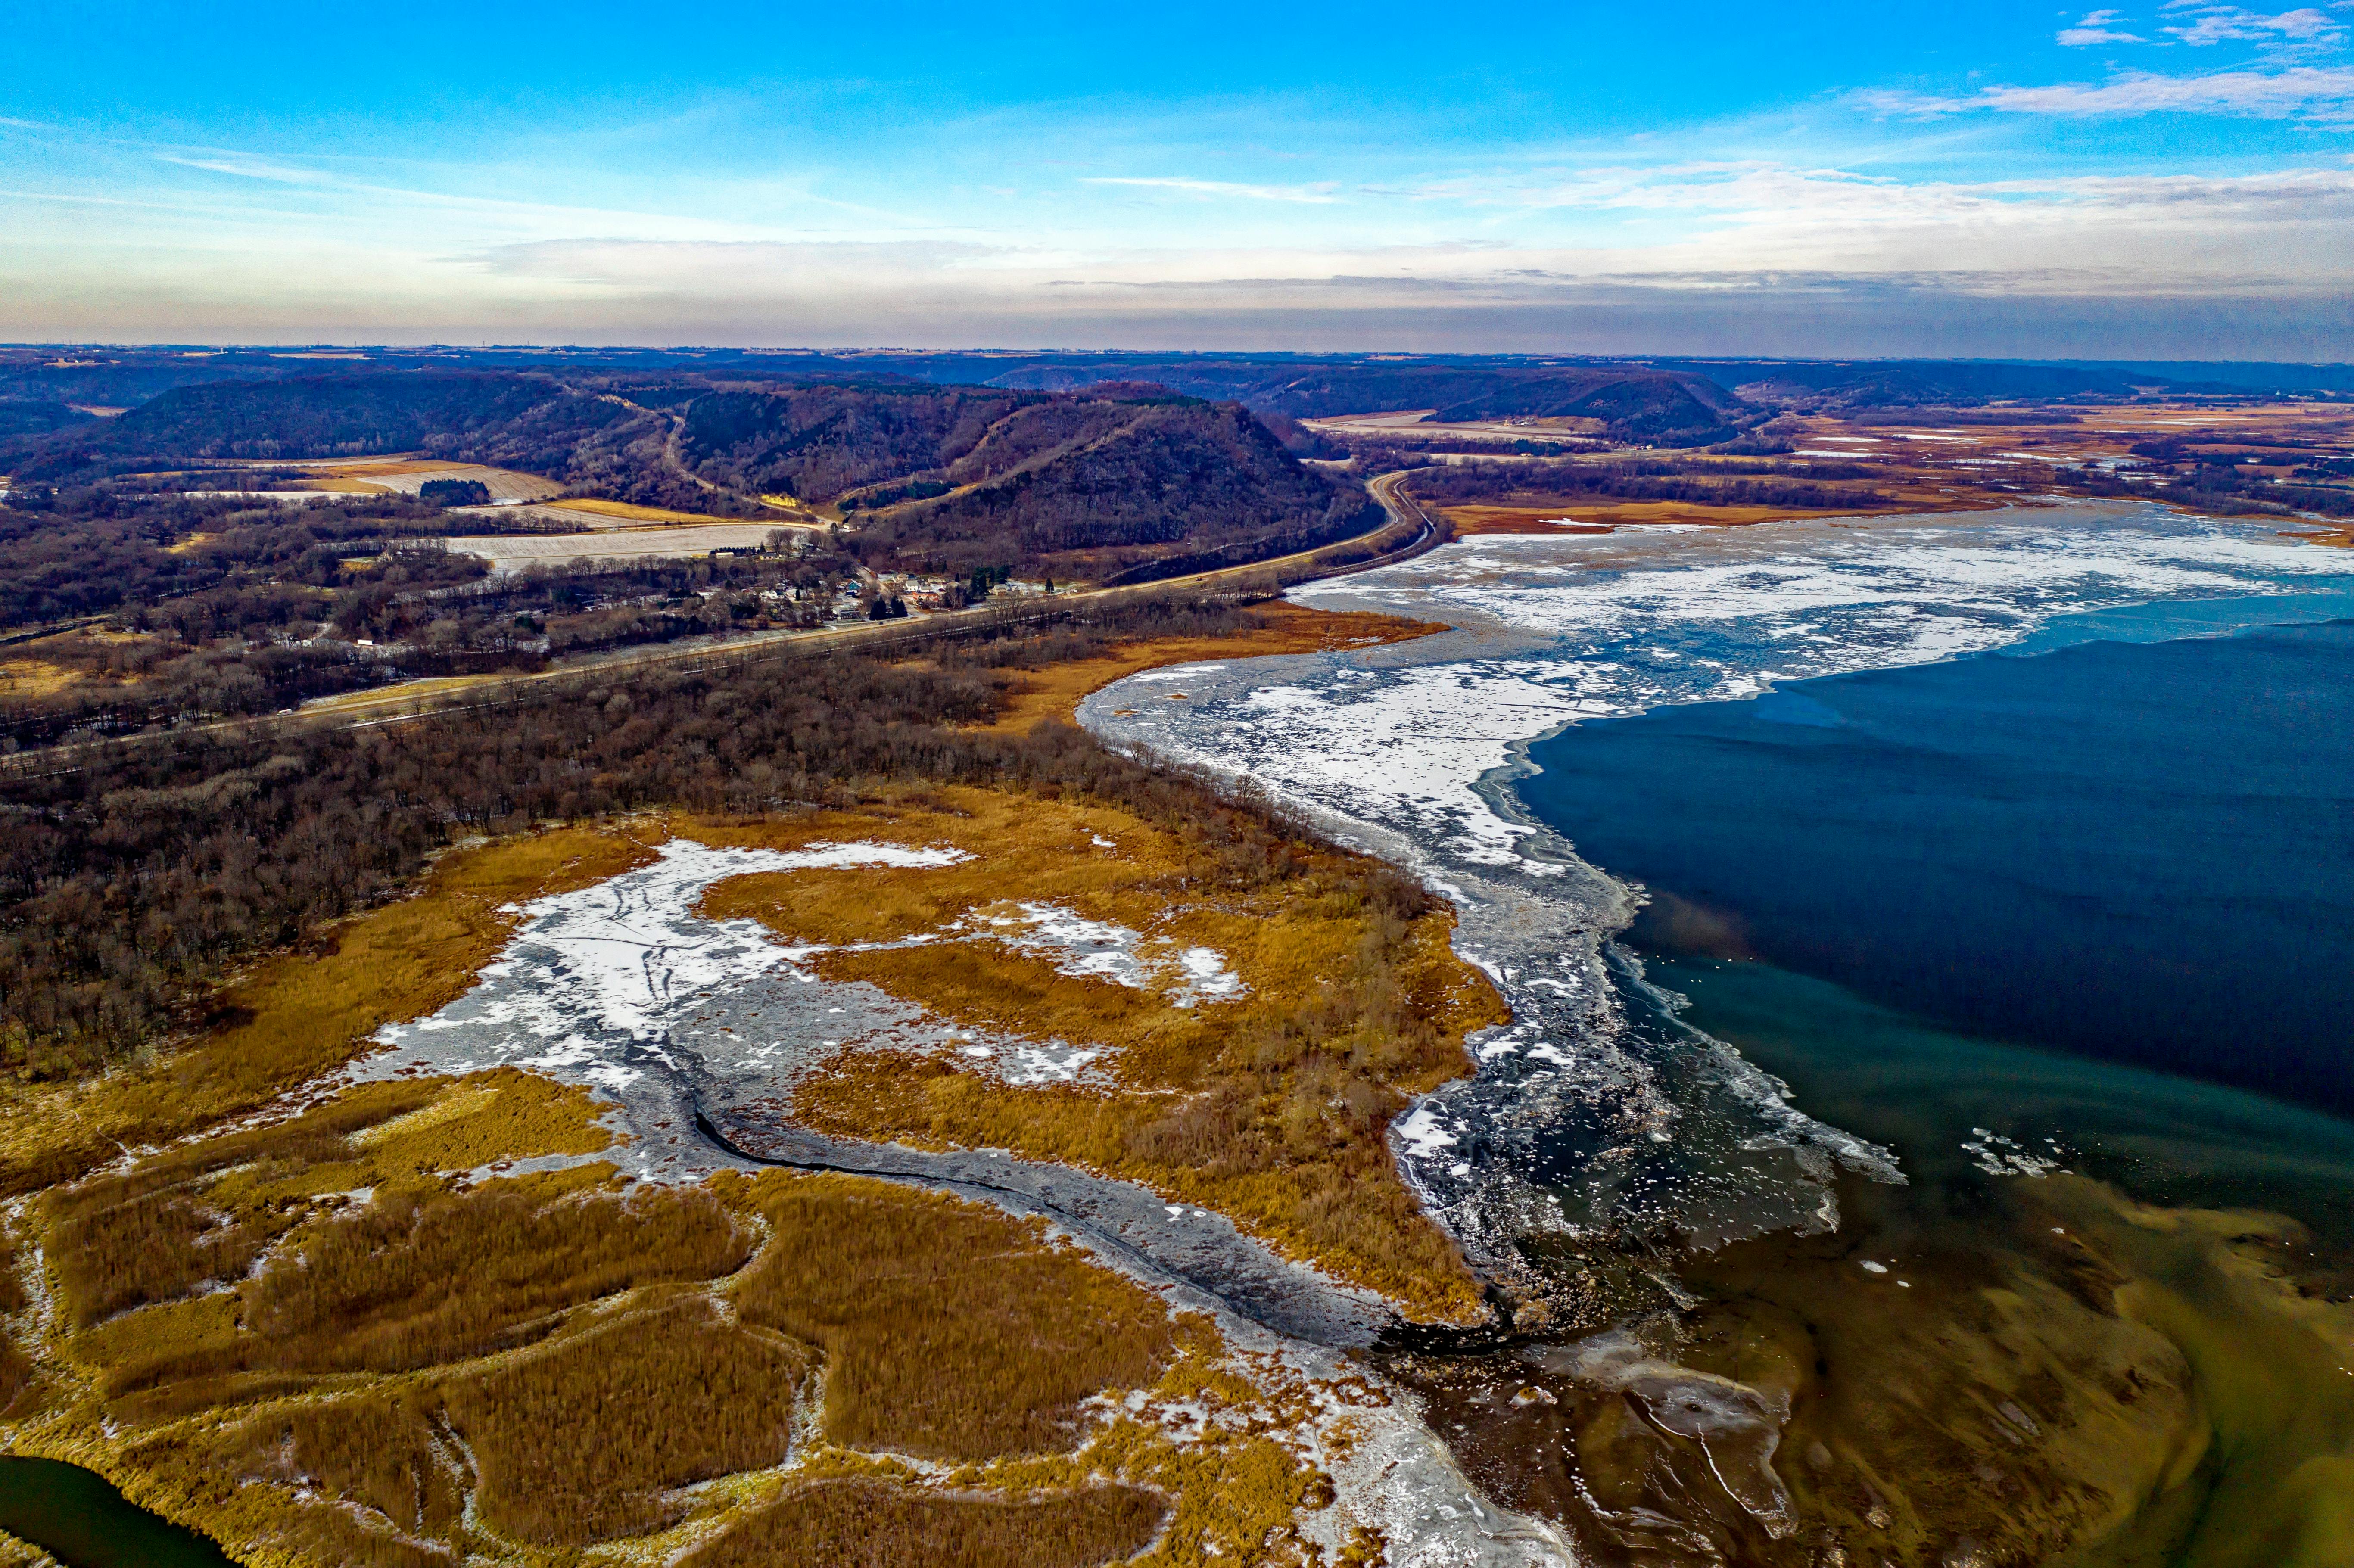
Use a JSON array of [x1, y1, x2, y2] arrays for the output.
[[8, 56, 2352, 352], [2058, 9, 2149, 44], [11, 168, 2350, 355], [2160, 3, 2342, 45], [1080, 176, 1342, 204], [443, 163, 2354, 307], [1860, 63, 2354, 118], [159, 153, 337, 185]]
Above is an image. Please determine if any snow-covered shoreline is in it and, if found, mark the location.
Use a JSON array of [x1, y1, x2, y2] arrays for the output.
[[1078, 501, 2354, 1291]]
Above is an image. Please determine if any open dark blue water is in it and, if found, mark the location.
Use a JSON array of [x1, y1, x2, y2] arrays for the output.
[[1520, 615, 2354, 1116], [1509, 602, 2354, 1564], [0, 1458, 232, 1568]]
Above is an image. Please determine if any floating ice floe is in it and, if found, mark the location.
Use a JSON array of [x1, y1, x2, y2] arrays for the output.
[[1962, 1128, 2067, 1178], [1394, 1104, 1459, 1158]]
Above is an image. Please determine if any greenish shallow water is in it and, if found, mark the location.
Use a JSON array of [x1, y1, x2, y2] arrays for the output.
[[0, 1458, 232, 1567], [1647, 953, 2354, 1252], [1638, 951, 2354, 1568]]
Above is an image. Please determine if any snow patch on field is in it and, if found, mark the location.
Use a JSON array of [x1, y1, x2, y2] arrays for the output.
[[976, 902, 1246, 1007]]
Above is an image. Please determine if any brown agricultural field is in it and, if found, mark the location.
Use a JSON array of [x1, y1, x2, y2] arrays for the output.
[[1422, 399, 2354, 538], [289, 476, 395, 493], [1434, 479, 1993, 537], [541, 497, 750, 526]]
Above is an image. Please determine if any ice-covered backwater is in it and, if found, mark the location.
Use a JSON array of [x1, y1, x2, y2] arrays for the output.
[[356, 839, 1242, 1177], [1079, 501, 2354, 1295]]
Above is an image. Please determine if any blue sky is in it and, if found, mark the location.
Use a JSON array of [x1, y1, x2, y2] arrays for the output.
[[4, 1, 2350, 355]]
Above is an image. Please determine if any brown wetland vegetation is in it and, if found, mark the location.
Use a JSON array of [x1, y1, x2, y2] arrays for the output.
[[0, 594, 1503, 1567], [724, 1172, 1178, 1460], [682, 1479, 1171, 1568], [696, 783, 1503, 1320], [19, 1121, 1344, 1568]]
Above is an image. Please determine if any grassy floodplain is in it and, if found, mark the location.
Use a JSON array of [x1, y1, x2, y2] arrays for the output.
[[0, 598, 1485, 1568]]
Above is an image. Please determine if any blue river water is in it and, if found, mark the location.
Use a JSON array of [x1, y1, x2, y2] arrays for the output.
[[1087, 511, 2354, 1260], [1086, 516, 2354, 1563], [1519, 610, 2354, 1120]]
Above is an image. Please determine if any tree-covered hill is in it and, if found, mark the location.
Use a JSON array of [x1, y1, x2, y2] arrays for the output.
[[0, 370, 1383, 585], [841, 399, 1380, 582]]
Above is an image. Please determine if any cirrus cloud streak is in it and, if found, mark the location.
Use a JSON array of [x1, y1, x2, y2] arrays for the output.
[[1860, 63, 2354, 118]]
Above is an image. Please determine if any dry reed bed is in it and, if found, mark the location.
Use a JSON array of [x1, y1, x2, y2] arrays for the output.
[[0, 1534, 59, 1568], [695, 785, 1506, 1320], [0, 828, 657, 1201], [679, 1480, 1170, 1568], [442, 1295, 813, 1544], [6, 1091, 1357, 1568], [38, 1070, 615, 1335], [0, 600, 1506, 1565], [719, 1172, 1177, 1461]]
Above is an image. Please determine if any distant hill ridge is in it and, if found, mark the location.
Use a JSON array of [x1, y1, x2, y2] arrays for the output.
[[0, 368, 1380, 585], [5, 348, 2347, 454]]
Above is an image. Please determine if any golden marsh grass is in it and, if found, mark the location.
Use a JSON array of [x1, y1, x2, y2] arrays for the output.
[[0, 826, 657, 1199], [719, 1170, 1176, 1461], [682, 1480, 1169, 1568], [696, 786, 1504, 1321]]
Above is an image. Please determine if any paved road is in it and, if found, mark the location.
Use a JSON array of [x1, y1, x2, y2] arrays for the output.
[[0, 473, 1445, 773]]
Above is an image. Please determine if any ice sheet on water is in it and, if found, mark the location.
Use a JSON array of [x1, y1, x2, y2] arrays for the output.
[[388, 839, 970, 1073], [1079, 503, 2354, 1283], [1090, 506, 2354, 885], [356, 838, 1157, 1180]]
